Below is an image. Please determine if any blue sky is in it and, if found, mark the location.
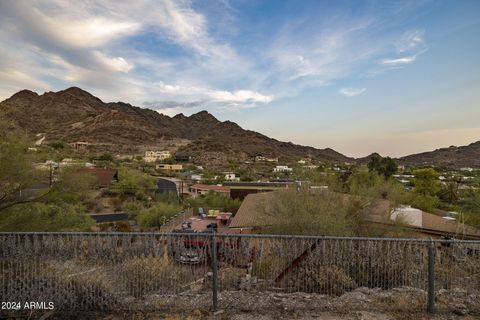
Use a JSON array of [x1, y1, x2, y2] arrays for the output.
[[0, 0, 479, 157]]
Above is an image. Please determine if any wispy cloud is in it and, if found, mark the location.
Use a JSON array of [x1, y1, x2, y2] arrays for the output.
[[339, 88, 367, 97], [0, 1, 432, 114], [155, 82, 273, 106], [381, 55, 417, 66], [379, 29, 427, 68], [394, 29, 425, 53]]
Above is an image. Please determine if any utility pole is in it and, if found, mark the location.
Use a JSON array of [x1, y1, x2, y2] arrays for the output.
[[49, 162, 53, 187]]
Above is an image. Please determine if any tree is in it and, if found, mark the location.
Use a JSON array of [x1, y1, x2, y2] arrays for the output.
[[186, 191, 241, 213], [48, 141, 65, 150], [367, 155, 397, 178], [348, 168, 383, 195], [50, 168, 99, 203], [90, 153, 114, 162], [0, 127, 48, 213], [439, 182, 460, 204], [109, 168, 156, 198], [0, 203, 94, 231], [347, 168, 407, 207], [462, 189, 480, 213], [136, 202, 181, 229], [411, 168, 441, 212], [259, 187, 357, 236], [460, 189, 480, 228]]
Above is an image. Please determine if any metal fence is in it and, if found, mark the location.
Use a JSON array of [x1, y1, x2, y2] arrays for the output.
[[1, 232, 479, 315]]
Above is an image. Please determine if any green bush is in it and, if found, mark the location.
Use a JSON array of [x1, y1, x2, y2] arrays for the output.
[[122, 200, 146, 219], [136, 202, 181, 228], [0, 203, 94, 231], [186, 191, 241, 213], [109, 168, 156, 198]]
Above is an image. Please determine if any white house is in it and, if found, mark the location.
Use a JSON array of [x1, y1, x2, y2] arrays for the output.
[[255, 155, 279, 163], [144, 150, 171, 162], [273, 165, 293, 173], [190, 174, 204, 181], [224, 173, 240, 182]]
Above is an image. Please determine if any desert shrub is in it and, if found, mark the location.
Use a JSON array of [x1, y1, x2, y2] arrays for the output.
[[211, 267, 247, 290], [122, 257, 190, 297], [1, 260, 119, 311], [136, 202, 181, 229], [98, 221, 131, 232], [261, 188, 356, 236], [0, 203, 94, 231], [352, 261, 407, 289], [123, 200, 146, 219], [251, 259, 274, 279], [285, 266, 357, 295], [379, 287, 426, 312], [48, 141, 65, 150], [109, 197, 123, 211]]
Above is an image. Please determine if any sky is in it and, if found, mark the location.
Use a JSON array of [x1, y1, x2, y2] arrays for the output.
[[0, 0, 479, 158]]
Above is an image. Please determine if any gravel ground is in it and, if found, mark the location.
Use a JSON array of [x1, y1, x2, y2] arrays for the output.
[[2, 287, 478, 320]]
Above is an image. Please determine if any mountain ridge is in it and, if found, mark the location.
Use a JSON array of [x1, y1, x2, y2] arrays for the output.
[[0, 87, 353, 165], [1, 87, 479, 167]]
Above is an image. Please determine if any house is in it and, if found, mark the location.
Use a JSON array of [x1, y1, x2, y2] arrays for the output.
[[190, 174, 204, 181], [254, 155, 279, 163], [175, 154, 191, 162], [229, 191, 480, 239], [273, 165, 293, 173], [156, 164, 183, 171], [144, 150, 171, 162], [224, 181, 291, 199], [387, 205, 480, 238], [189, 184, 230, 196], [224, 172, 240, 182], [71, 141, 89, 151], [229, 192, 278, 231]]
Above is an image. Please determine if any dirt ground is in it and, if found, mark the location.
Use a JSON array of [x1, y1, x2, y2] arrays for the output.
[[4, 310, 477, 320], [2, 287, 478, 320]]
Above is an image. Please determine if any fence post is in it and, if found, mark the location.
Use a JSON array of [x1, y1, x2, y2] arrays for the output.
[[211, 231, 218, 312], [427, 240, 436, 314]]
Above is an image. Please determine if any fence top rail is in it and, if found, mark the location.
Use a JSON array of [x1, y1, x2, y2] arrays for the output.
[[1, 231, 480, 243]]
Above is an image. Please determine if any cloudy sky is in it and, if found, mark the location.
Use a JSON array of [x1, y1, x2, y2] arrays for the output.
[[1, 0, 479, 157]]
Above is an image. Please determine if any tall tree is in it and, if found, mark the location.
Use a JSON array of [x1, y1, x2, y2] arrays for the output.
[[411, 168, 441, 212], [367, 154, 397, 178], [0, 126, 48, 213]]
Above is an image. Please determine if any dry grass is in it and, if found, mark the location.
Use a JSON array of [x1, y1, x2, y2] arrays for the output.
[[122, 256, 192, 297]]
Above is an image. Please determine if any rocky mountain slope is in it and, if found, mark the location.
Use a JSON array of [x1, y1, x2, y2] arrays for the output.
[[398, 142, 480, 168], [2, 87, 478, 167], [0, 87, 352, 164]]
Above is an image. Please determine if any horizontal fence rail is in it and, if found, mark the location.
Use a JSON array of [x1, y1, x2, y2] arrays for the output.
[[0, 232, 479, 315]]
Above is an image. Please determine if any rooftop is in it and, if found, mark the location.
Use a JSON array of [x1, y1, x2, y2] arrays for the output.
[[190, 183, 230, 192]]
